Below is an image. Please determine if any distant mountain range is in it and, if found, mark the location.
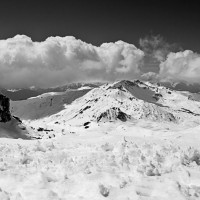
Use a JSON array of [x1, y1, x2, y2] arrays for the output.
[[158, 81, 200, 93], [0, 82, 102, 101], [1, 81, 200, 102]]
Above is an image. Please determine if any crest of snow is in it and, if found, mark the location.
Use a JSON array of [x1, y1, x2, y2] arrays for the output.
[[28, 92, 65, 99], [77, 86, 92, 90], [6, 89, 21, 92]]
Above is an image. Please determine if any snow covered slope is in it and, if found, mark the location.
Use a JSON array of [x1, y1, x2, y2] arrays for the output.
[[11, 89, 90, 120], [61, 80, 178, 124], [21, 80, 200, 138], [1, 81, 200, 199], [0, 120, 200, 200]]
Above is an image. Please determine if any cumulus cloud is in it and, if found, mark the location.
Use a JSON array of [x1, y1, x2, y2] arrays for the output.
[[159, 50, 200, 84], [139, 35, 200, 85], [0, 35, 144, 89], [139, 35, 180, 62]]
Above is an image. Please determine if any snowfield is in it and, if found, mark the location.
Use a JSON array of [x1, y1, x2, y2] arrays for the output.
[[0, 123, 200, 200], [1, 80, 200, 199]]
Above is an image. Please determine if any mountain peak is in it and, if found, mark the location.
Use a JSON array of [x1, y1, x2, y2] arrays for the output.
[[113, 79, 145, 88], [35, 80, 178, 126], [108, 80, 160, 105]]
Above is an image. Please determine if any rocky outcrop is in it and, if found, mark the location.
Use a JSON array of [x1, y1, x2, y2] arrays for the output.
[[0, 93, 30, 139], [97, 107, 131, 122], [0, 94, 11, 122]]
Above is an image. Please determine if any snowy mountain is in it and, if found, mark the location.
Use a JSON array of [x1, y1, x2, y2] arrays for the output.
[[17, 80, 200, 138], [61, 80, 177, 123]]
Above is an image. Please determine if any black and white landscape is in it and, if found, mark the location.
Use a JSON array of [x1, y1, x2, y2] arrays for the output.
[[0, 1, 200, 199]]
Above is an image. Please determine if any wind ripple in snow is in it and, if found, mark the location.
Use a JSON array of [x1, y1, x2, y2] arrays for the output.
[[0, 139, 199, 199]]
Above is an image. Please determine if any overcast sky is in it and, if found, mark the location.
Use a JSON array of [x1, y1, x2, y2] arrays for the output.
[[0, 0, 200, 88]]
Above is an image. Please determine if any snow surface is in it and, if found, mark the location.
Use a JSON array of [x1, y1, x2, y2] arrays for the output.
[[11, 89, 90, 120], [1, 80, 200, 199], [28, 92, 66, 99], [77, 86, 93, 90], [0, 122, 200, 200], [0, 117, 30, 139]]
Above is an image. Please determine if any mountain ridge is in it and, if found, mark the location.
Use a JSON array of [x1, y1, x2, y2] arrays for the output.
[[19, 79, 200, 139]]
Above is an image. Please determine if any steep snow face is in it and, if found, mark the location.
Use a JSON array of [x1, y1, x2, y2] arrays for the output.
[[109, 80, 158, 104], [113, 80, 200, 120]]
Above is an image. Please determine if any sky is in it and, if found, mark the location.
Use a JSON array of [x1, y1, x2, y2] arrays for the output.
[[0, 0, 200, 88]]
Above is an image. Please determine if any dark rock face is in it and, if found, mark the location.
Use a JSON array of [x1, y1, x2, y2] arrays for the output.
[[0, 94, 11, 122], [97, 107, 131, 122], [117, 110, 129, 122], [0, 94, 31, 139]]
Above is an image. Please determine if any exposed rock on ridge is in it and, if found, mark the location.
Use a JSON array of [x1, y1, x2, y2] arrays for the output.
[[0, 94, 11, 122]]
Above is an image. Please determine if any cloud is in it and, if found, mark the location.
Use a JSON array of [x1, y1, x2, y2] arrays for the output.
[[139, 35, 200, 85], [159, 50, 200, 84], [139, 35, 180, 62], [0, 35, 144, 89]]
